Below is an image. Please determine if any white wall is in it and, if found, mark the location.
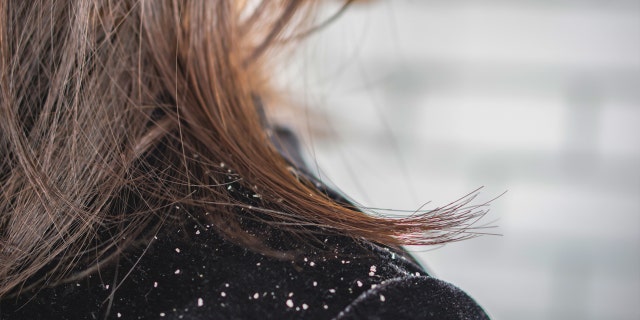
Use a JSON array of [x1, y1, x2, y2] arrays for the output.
[[281, 1, 640, 319]]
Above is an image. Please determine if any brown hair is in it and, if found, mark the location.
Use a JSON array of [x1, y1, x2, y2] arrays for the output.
[[0, 0, 486, 297]]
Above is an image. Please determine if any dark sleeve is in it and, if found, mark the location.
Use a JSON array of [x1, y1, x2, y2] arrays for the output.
[[334, 276, 490, 320]]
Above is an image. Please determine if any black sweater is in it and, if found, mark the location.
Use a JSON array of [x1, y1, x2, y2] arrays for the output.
[[1, 128, 489, 319], [1, 220, 489, 319]]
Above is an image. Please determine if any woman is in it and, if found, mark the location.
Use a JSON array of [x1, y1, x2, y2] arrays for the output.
[[0, 1, 490, 318]]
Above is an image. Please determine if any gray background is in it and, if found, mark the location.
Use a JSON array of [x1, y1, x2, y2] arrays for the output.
[[278, 1, 640, 319]]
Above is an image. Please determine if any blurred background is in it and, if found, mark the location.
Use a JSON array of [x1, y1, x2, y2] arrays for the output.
[[277, 1, 640, 319]]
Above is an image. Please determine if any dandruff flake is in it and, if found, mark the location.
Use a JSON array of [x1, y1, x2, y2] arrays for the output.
[[286, 299, 294, 308]]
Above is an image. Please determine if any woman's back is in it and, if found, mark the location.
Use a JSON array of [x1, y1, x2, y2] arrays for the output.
[[0, 1, 489, 318]]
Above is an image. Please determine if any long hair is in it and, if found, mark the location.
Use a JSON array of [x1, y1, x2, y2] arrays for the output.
[[0, 0, 486, 297]]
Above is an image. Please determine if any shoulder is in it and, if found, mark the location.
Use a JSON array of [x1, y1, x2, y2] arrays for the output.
[[335, 276, 489, 320], [0, 223, 488, 320]]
